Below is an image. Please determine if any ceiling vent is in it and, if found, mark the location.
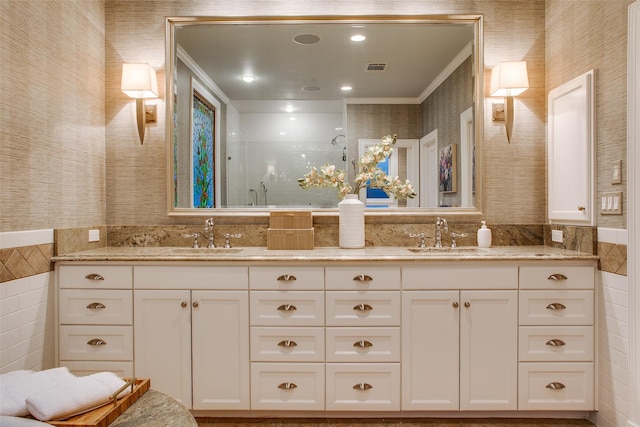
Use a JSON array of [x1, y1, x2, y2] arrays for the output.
[[365, 63, 388, 72]]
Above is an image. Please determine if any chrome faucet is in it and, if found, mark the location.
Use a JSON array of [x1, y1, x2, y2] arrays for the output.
[[204, 218, 216, 248], [435, 217, 448, 248]]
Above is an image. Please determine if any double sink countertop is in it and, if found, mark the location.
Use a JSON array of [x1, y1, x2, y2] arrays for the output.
[[52, 245, 598, 263]]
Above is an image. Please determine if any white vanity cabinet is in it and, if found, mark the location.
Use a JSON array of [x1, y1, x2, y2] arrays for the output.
[[401, 265, 519, 411], [325, 266, 402, 411], [517, 264, 595, 410], [57, 265, 134, 377], [133, 266, 249, 410]]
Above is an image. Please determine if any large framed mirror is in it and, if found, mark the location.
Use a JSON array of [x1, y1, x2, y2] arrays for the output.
[[166, 15, 484, 217]]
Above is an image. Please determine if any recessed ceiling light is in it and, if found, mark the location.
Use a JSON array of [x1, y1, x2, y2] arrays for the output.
[[241, 75, 255, 83], [341, 86, 352, 91], [302, 85, 320, 92], [293, 34, 321, 45], [350, 34, 366, 42]]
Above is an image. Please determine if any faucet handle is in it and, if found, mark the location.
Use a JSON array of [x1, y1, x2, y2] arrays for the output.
[[408, 233, 430, 248], [182, 233, 201, 248], [450, 232, 469, 248], [204, 218, 215, 231], [224, 233, 242, 248]]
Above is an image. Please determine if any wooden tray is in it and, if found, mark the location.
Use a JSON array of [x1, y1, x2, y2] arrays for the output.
[[46, 378, 150, 427]]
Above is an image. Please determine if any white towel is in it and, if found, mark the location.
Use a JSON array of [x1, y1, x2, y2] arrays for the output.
[[0, 367, 76, 417], [25, 371, 130, 421]]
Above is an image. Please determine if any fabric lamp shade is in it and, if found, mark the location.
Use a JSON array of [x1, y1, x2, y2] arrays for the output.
[[121, 63, 158, 98], [490, 61, 529, 97]]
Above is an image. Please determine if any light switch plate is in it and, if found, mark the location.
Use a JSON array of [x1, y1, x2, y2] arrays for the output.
[[611, 160, 621, 184], [551, 229, 563, 243], [88, 229, 100, 242], [601, 191, 622, 215]]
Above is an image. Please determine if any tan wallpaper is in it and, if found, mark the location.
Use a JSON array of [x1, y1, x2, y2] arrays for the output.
[[0, 0, 106, 232], [104, 0, 547, 225], [546, 0, 631, 229]]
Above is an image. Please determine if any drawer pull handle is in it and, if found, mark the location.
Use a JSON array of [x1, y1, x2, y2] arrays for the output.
[[545, 339, 566, 347], [277, 274, 297, 282], [192, 302, 199, 308], [87, 338, 107, 346], [546, 382, 566, 390], [86, 302, 106, 310], [277, 304, 297, 312], [353, 274, 373, 282], [548, 274, 568, 281], [353, 383, 373, 391], [277, 382, 297, 390], [354, 340, 373, 349], [278, 340, 298, 348], [353, 303, 373, 312], [181, 301, 188, 308], [85, 274, 104, 281], [546, 303, 566, 310], [453, 302, 459, 308]]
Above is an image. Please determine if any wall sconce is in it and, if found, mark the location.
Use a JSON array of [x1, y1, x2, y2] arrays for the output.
[[490, 61, 529, 143], [121, 63, 158, 144]]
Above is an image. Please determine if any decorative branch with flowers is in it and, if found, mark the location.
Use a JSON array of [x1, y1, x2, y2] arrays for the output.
[[298, 134, 417, 200]]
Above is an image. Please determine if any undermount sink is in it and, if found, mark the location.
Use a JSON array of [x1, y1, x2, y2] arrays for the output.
[[407, 247, 491, 254], [166, 247, 244, 255]]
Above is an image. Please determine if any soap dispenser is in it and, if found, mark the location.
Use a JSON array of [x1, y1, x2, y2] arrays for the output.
[[477, 221, 492, 248]]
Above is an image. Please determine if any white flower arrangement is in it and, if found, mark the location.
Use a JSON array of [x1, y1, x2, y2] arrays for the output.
[[298, 134, 417, 200]]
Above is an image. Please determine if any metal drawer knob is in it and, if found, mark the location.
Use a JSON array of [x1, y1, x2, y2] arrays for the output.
[[278, 340, 298, 348], [277, 304, 297, 312], [84, 273, 104, 281], [86, 302, 106, 310], [353, 303, 373, 312], [277, 274, 297, 282], [277, 382, 297, 390], [353, 274, 373, 282], [548, 274, 568, 281], [192, 302, 199, 308], [545, 339, 566, 347], [464, 302, 470, 308], [353, 340, 373, 349], [546, 302, 567, 310], [453, 302, 459, 308], [546, 382, 566, 390], [353, 383, 373, 391], [181, 301, 188, 308], [87, 338, 107, 346]]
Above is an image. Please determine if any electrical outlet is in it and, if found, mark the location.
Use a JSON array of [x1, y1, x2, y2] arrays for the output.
[[551, 229, 563, 243], [601, 191, 623, 215], [88, 229, 100, 242]]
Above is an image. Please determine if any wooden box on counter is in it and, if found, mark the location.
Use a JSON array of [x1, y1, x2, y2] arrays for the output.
[[267, 211, 314, 250]]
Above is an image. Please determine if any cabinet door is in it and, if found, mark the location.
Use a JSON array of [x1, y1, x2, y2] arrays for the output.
[[192, 290, 249, 410], [134, 290, 192, 407], [401, 291, 459, 410], [460, 290, 518, 410]]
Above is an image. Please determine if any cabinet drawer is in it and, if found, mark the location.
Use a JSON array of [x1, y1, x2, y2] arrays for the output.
[[59, 325, 133, 361], [519, 290, 593, 325], [326, 291, 400, 326], [402, 265, 518, 290], [519, 265, 595, 290], [518, 362, 594, 410], [250, 363, 324, 410], [250, 266, 324, 290], [134, 265, 248, 290], [326, 363, 400, 411], [58, 265, 132, 289], [326, 327, 400, 362], [326, 266, 400, 290], [250, 291, 324, 326], [251, 327, 324, 362], [519, 326, 593, 362], [59, 289, 132, 325], [59, 361, 133, 378]]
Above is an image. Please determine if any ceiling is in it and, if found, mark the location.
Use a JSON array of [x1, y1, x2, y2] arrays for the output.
[[175, 20, 474, 112]]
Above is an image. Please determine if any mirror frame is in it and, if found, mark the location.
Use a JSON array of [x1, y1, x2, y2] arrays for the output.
[[165, 14, 484, 219]]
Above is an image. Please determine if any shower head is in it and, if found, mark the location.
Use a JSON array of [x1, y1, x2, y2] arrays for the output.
[[331, 134, 345, 145]]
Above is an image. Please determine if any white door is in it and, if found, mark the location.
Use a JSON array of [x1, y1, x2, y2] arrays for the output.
[[420, 130, 439, 207], [460, 290, 518, 410], [134, 290, 192, 407], [192, 290, 250, 410], [402, 290, 459, 410]]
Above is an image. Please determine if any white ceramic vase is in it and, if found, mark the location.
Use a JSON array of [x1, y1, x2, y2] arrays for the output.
[[338, 194, 365, 248]]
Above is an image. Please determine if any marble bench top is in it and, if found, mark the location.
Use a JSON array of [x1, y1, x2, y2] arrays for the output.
[[53, 245, 598, 263]]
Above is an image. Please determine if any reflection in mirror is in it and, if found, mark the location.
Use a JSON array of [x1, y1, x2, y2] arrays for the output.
[[167, 16, 483, 214]]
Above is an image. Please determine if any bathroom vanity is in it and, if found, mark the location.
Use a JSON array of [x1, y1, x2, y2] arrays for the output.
[[54, 246, 596, 417]]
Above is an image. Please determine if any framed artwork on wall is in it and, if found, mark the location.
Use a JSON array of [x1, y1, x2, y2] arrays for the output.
[[439, 144, 457, 193]]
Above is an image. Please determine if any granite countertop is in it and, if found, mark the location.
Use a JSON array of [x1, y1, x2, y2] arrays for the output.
[[52, 245, 598, 263], [110, 389, 197, 427]]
